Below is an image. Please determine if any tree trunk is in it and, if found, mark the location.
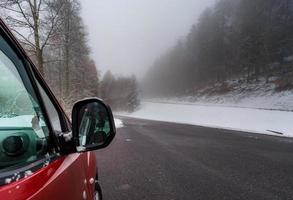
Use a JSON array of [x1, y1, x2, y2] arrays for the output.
[[65, 44, 69, 97], [36, 47, 44, 75], [64, 0, 70, 97], [32, 0, 44, 75]]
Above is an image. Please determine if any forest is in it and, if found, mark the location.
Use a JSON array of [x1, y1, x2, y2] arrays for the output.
[[0, 0, 139, 112], [145, 0, 293, 97]]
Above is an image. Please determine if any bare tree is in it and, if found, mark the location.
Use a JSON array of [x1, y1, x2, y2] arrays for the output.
[[0, 0, 64, 75]]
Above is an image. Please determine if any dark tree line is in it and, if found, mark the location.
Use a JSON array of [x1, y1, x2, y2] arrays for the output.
[[145, 0, 293, 96], [100, 71, 140, 112]]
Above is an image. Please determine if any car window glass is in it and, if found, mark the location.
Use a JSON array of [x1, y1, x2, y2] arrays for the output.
[[36, 81, 62, 133], [0, 49, 49, 170]]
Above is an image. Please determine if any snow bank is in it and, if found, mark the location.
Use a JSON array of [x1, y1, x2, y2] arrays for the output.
[[119, 102, 293, 137], [114, 118, 124, 129]]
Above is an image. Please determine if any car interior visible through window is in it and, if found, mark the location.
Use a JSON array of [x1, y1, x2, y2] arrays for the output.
[[0, 49, 49, 170]]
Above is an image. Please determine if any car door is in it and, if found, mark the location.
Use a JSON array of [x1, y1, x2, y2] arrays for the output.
[[28, 70, 96, 200], [0, 19, 95, 200]]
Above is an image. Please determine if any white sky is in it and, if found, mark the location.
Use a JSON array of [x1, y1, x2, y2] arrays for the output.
[[80, 0, 216, 78]]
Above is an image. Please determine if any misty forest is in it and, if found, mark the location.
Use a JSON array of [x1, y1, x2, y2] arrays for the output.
[[2, 0, 293, 112], [145, 0, 293, 98], [0, 0, 139, 112]]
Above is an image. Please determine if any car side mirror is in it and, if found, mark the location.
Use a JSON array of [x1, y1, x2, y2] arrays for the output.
[[72, 98, 116, 152]]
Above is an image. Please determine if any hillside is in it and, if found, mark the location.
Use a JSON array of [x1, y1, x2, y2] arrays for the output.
[[146, 77, 293, 111]]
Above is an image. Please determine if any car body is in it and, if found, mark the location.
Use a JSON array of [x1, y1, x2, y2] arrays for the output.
[[0, 19, 115, 200]]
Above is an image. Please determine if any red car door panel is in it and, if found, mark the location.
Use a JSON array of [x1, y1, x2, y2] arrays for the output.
[[0, 153, 96, 200]]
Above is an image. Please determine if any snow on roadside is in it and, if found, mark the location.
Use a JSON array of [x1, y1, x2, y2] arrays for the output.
[[119, 102, 293, 137], [114, 118, 124, 128]]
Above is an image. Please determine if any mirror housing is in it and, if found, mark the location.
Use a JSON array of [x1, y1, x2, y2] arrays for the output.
[[72, 98, 116, 152]]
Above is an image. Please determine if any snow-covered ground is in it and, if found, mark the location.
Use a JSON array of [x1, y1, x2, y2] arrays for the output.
[[114, 118, 124, 128], [148, 78, 293, 111], [148, 92, 293, 112], [119, 102, 293, 138]]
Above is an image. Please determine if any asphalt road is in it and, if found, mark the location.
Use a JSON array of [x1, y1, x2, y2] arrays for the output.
[[95, 117, 293, 200]]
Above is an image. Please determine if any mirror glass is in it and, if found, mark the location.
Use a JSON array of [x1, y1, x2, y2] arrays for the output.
[[76, 102, 111, 150]]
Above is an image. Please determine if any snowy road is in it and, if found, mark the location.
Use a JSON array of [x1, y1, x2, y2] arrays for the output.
[[96, 117, 293, 200], [118, 101, 293, 137]]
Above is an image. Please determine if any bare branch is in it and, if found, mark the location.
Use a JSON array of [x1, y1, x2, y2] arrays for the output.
[[15, 0, 34, 28], [5, 16, 31, 28], [0, 4, 22, 14], [19, 40, 35, 48], [41, 2, 64, 50], [10, 28, 36, 48], [37, 0, 42, 12], [27, 0, 35, 16]]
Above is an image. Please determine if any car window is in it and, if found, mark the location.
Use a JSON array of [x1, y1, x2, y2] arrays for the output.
[[35, 80, 62, 133], [0, 49, 49, 171]]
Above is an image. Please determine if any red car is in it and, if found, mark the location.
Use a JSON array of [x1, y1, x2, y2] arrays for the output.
[[0, 19, 116, 200]]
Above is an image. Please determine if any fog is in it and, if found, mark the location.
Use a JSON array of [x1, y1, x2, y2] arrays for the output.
[[81, 0, 216, 78]]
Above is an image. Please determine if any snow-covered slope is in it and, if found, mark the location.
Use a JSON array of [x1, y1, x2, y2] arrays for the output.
[[119, 102, 293, 138], [149, 78, 293, 111]]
